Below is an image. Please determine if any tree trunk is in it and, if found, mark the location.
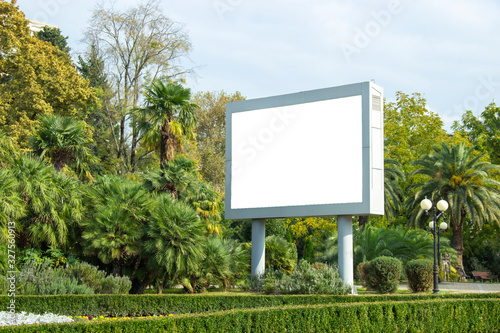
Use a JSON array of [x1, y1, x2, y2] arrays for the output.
[[130, 120, 138, 172], [358, 216, 369, 230], [451, 209, 467, 281], [130, 273, 155, 294], [160, 121, 168, 165], [157, 280, 163, 295], [118, 116, 125, 159]]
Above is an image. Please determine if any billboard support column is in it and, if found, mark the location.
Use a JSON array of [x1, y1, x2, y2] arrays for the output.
[[251, 219, 266, 276], [338, 215, 356, 294]]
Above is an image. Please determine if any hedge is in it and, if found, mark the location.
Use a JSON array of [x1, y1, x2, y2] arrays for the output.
[[1, 293, 500, 317], [2, 298, 500, 332]]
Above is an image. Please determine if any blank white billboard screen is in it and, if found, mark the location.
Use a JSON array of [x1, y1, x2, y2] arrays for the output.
[[231, 95, 363, 209]]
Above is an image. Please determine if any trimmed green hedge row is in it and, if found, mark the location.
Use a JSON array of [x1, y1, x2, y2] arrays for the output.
[[1, 293, 500, 317], [2, 299, 500, 332]]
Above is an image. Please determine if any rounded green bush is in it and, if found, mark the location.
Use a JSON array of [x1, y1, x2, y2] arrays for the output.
[[405, 259, 433, 293], [364, 256, 402, 294]]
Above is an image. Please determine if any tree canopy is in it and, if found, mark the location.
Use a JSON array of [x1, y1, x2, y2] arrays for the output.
[[0, 1, 95, 147]]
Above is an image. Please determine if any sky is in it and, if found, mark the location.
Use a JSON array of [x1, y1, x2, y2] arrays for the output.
[[18, 0, 500, 131]]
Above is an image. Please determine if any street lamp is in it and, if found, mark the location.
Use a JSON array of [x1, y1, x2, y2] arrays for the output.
[[420, 198, 448, 294]]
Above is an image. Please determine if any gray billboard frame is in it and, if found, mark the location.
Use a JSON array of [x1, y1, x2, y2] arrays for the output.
[[225, 81, 384, 220]]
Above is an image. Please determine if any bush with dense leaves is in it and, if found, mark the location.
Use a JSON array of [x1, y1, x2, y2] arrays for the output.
[[245, 260, 351, 295], [405, 259, 433, 293], [363, 256, 402, 294], [0, 261, 131, 295]]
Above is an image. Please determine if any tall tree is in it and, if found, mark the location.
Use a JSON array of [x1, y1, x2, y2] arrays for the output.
[[406, 142, 500, 273], [77, 44, 122, 174], [0, 1, 96, 147], [138, 81, 197, 166], [384, 92, 448, 173], [35, 26, 70, 54], [192, 91, 246, 192], [452, 103, 500, 164], [84, 0, 192, 170]]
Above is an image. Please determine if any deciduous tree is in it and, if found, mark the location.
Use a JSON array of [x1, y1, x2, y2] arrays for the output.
[[0, 1, 95, 147]]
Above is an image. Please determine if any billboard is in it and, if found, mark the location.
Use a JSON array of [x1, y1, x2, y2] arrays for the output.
[[225, 81, 383, 220]]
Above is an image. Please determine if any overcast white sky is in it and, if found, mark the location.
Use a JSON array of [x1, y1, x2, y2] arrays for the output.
[[18, 0, 500, 131]]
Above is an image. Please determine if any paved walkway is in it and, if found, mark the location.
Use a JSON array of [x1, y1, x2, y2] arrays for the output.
[[399, 282, 500, 293]]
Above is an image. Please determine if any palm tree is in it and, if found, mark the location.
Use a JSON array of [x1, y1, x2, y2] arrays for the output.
[[0, 169, 24, 241], [143, 194, 205, 293], [265, 235, 298, 273], [354, 226, 393, 264], [81, 176, 153, 275], [30, 115, 97, 178], [143, 156, 221, 233], [384, 157, 404, 221], [137, 80, 198, 166], [406, 142, 500, 272], [10, 156, 83, 249]]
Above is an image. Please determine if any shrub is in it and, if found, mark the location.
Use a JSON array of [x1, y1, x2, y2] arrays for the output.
[[63, 262, 131, 294], [357, 262, 376, 290], [244, 261, 351, 295], [405, 259, 433, 293], [279, 260, 351, 295], [0, 261, 131, 295], [364, 256, 402, 294]]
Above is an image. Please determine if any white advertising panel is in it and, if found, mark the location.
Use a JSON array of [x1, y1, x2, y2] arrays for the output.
[[225, 82, 383, 220]]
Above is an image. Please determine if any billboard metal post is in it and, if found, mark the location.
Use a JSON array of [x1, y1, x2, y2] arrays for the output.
[[338, 215, 355, 293], [251, 219, 266, 276]]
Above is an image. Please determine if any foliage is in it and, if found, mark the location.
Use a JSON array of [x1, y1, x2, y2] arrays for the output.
[[30, 114, 97, 178], [9, 156, 84, 249], [199, 237, 249, 291], [264, 236, 298, 273], [406, 142, 500, 270], [84, 0, 192, 170], [0, 1, 95, 147], [384, 92, 448, 174], [35, 26, 70, 54], [452, 103, 500, 164], [384, 157, 405, 221], [0, 292, 499, 319], [143, 194, 205, 293], [137, 80, 198, 166], [192, 90, 246, 192], [143, 156, 221, 231], [303, 237, 315, 263], [405, 259, 433, 293], [81, 176, 152, 275], [64, 262, 132, 294], [8, 261, 94, 295], [245, 261, 350, 295], [464, 223, 500, 278], [0, 168, 24, 238], [362, 256, 402, 294], [4, 297, 500, 332], [278, 261, 351, 295], [1, 260, 131, 296]]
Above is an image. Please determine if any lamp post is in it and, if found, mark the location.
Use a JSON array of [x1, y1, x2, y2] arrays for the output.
[[420, 198, 448, 294]]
